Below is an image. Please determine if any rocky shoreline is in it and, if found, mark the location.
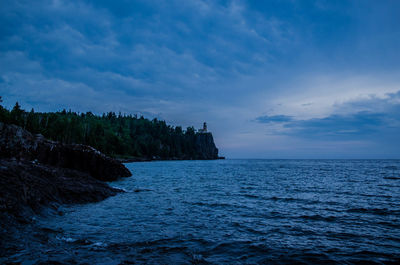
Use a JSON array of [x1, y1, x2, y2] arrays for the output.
[[0, 122, 132, 243]]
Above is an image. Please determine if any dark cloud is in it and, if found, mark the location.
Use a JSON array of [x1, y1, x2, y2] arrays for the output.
[[256, 91, 400, 142], [285, 112, 387, 139], [255, 115, 293, 123]]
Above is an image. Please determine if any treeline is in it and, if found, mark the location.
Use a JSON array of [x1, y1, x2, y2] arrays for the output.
[[0, 98, 215, 160]]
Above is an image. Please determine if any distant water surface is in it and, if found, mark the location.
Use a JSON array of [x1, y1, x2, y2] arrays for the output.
[[7, 159, 400, 264]]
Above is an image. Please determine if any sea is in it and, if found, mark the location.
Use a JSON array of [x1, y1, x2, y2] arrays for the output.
[[5, 159, 400, 264]]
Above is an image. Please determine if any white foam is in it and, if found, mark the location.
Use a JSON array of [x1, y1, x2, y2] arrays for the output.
[[56, 236, 76, 243]]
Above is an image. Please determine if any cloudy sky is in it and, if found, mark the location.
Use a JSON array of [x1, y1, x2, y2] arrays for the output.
[[1, 0, 400, 158]]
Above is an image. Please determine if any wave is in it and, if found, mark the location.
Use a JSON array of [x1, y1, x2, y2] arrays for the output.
[[187, 201, 237, 208], [267, 196, 341, 206], [383, 176, 400, 180], [346, 207, 400, 216], [298, 214, 337, 222]]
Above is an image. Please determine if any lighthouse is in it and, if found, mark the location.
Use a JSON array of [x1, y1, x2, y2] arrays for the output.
[[198, 122, 208, 133]]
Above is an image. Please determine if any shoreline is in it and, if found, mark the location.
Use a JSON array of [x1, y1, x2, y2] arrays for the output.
[[117, 156, 226, 163]]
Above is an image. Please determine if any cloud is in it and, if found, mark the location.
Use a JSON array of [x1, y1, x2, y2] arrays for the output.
[[0, 0, 295, 110], [255, 90, 400, 141], [255, 115, 293, 123], [285, 112, 387, 139], [1, 0, 400, 157]]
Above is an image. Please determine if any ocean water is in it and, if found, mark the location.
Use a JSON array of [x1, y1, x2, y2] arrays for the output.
[[8, 160, 400, 264]]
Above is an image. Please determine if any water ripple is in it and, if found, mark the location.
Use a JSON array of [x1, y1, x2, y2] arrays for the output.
[[4, 159, 400, 264]]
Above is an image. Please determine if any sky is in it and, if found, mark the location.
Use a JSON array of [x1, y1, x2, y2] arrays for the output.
[[1, 0, 400, 158]]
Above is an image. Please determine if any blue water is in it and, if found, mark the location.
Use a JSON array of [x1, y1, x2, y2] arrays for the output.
[[12, 160, 400, 264]]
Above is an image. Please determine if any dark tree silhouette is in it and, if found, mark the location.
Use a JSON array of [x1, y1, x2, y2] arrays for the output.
[[0, 100, 218, 160]]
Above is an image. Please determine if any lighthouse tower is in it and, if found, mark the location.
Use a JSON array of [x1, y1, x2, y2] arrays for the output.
[[199, 122, 208, 133]]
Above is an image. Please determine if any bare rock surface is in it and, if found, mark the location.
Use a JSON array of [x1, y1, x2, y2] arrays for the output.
[[0, 159, 120, 223], [194, 133, 219, 160]]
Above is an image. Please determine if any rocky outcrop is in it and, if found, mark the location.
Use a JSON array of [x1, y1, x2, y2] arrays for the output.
[[0, 122, 131, 181], [0, 157, 123, 257], [117, 132, 222, 162], [0, 159, 120, 223], [194, 133, 219, 160], [0, 123, 131, 261], [0, 122, 131, 227]]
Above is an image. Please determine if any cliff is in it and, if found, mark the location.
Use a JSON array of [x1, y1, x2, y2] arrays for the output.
[[194, 133, 219, 160], [118, 132, 221, 162]]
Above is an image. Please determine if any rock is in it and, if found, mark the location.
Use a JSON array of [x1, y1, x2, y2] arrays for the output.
[[0, 123, 131, 260], [0, 122, 131, 181], [0, 158, 122, 255], [194, 133, 219, 160], [0, 159, 120, 224], [0, 122, 131, 224]]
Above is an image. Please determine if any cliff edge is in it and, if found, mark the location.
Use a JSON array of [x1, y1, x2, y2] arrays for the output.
[[194, 132, 219, 160]]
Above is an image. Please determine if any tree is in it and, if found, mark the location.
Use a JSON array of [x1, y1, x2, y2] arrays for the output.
[[10, 102, 24, 125], [0, 96, 9, 123], [185, 126, 195, 136], [0, 101, 215, 160]]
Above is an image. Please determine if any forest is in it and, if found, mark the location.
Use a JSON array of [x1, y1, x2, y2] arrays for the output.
[[0, 98, 218, 160]]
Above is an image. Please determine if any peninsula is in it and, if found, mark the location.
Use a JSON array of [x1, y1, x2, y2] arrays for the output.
[[0, 102, 222, 161]]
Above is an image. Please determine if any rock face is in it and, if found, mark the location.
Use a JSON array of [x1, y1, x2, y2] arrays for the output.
[[0, 122, 131, 181], [0, 159, 120, 223], [0, 122, 131, 227], [117, 132, 222, 162], [194, 133, 219, 160]]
